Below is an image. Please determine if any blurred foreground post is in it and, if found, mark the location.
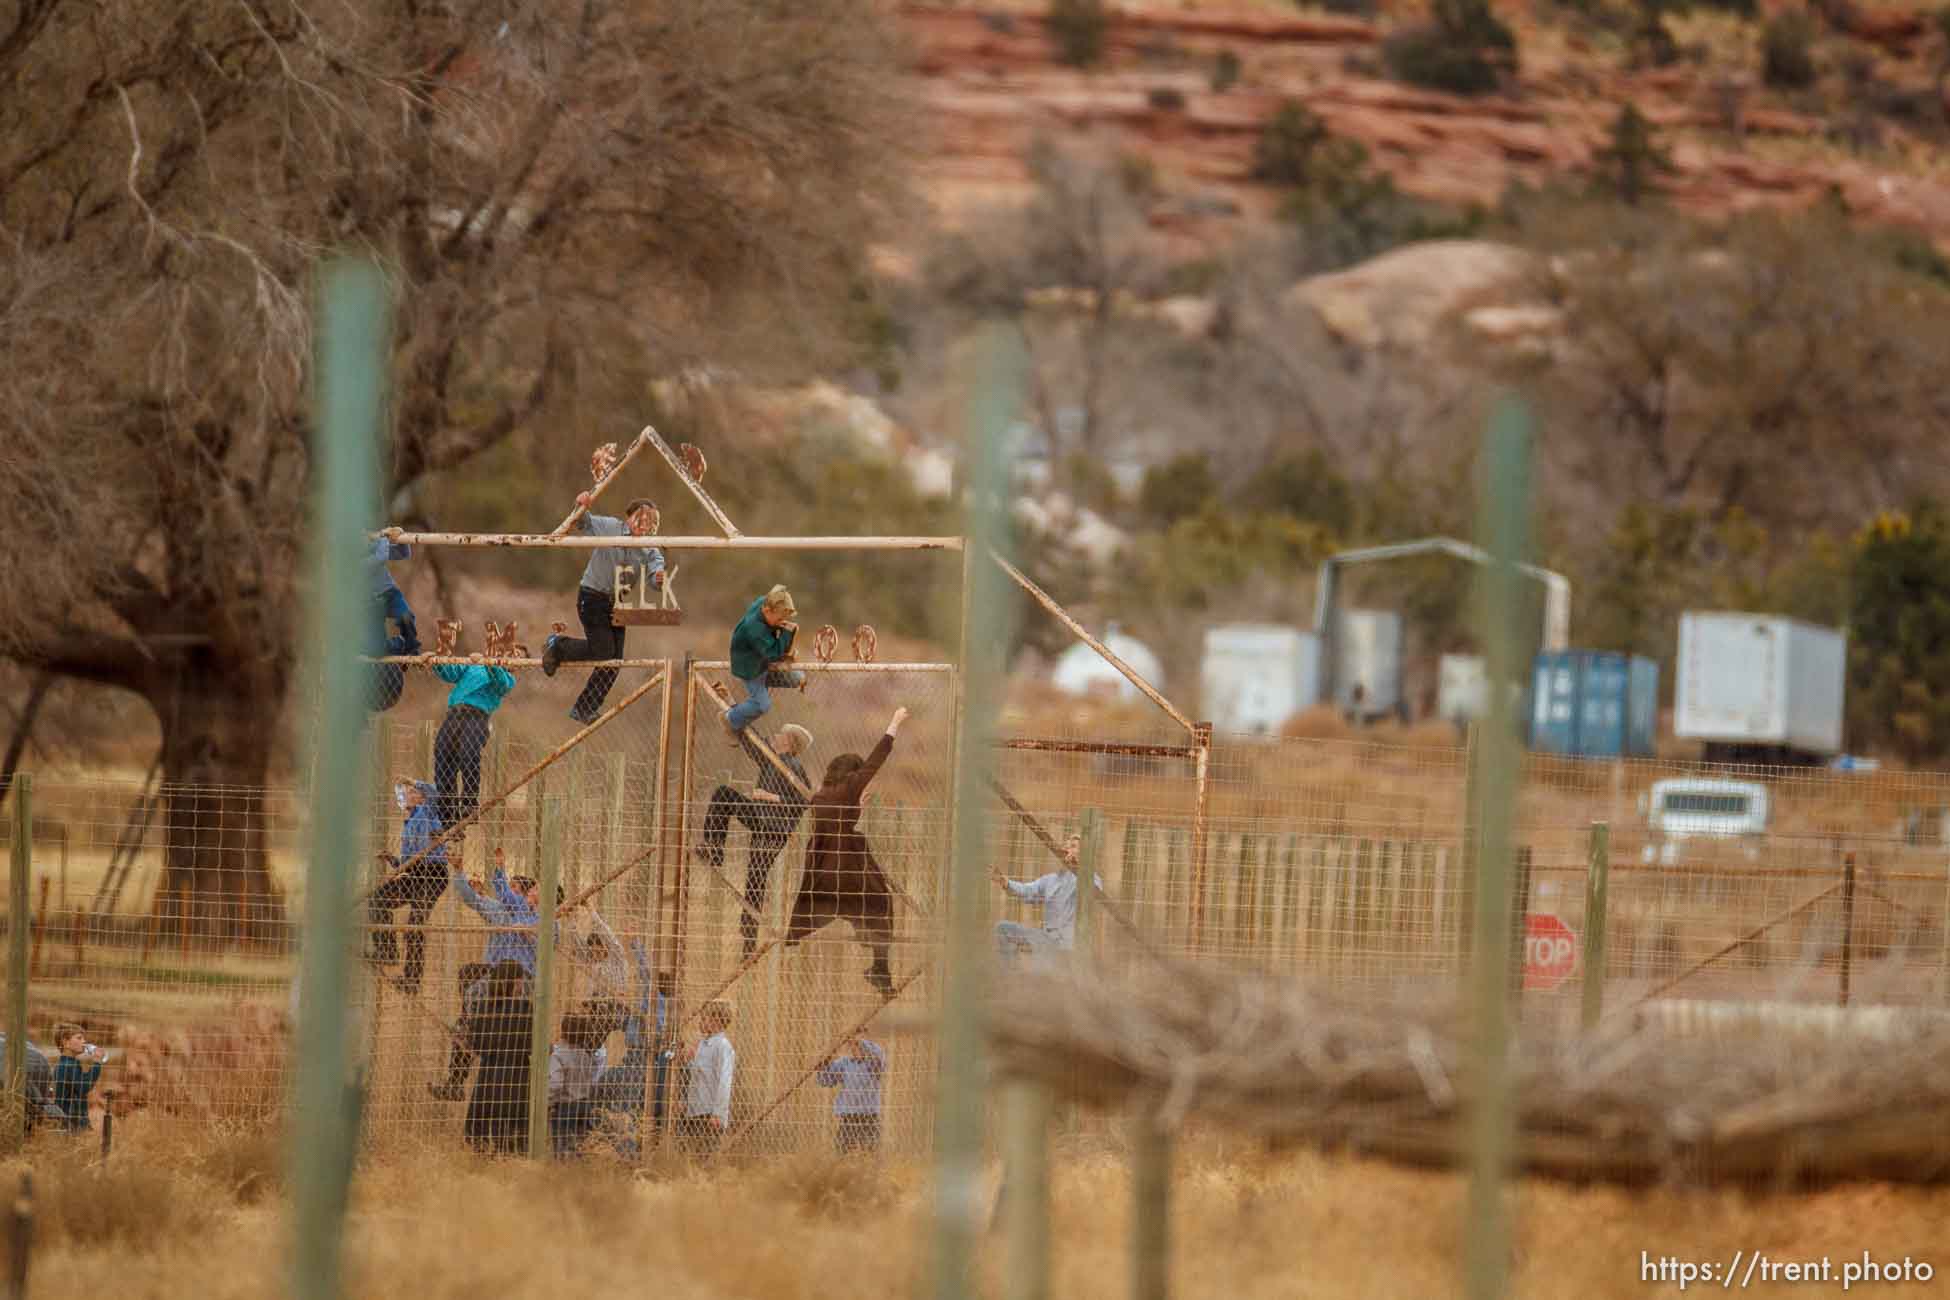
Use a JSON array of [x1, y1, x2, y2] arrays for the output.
[[529, 794, 564, 1159], [928, 323, 1026, 1300], [1463, 396, 1534, 1300], [1580, 822, 1611, 1030], [290, 258, 388, 1300], [1001, 1079, 1052, 1300], [6, 774, 28, 1147], [1130, 1117, 1171, 1300]]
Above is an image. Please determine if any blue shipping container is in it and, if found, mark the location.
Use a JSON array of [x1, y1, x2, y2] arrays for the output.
[[1528, 651, 1659, 758]]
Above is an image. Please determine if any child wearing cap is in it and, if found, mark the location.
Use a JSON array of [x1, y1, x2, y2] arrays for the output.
[[724, 585, 805, 736]]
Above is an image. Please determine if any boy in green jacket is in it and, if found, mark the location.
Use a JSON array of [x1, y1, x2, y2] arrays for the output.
[[725, 585, 804, 736]]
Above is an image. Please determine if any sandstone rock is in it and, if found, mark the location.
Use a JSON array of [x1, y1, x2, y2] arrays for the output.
[[1287, 240, 1540, 353]]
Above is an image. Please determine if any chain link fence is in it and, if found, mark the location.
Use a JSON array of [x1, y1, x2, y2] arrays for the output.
[[8, 681, 1950, 1153]]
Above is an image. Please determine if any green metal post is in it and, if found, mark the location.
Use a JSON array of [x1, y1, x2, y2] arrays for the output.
[[290, 259, 387, 1300], [7, 774, 30, 1146], [1580, 822, 1611, 1030], [1130, 1116, 1172, 1300], [1463, 396, 1535, 1300], [929, 322, 1025, 1300], [1001, 1078, 1053, 1300], [528, 793, 564, 1159]]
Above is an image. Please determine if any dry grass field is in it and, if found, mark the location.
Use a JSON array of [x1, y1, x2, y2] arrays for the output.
[[5, 1124, 1947, 1299]]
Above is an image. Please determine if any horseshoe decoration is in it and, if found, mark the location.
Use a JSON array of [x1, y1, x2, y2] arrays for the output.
[[814, 624, 839, 664], [590, 442, 620, 483], [678, 441, 709, 482], [851, 624, 877, 664], [434, 619, 462, 656]]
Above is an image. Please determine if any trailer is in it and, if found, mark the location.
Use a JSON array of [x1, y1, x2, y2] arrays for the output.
[[1674, 613, 1846, 765]]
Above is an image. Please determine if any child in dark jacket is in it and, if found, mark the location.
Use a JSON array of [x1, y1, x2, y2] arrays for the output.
[[50, 1021, 104, 1132], [366, 780, 449, 994]]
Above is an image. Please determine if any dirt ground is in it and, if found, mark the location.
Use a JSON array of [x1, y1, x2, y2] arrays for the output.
[[6, 1124, 1948, 1299]]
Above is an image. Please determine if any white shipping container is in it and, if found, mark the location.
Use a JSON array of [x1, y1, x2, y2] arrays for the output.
[[1335, 609, 1402, 719], [1202, 625, 1320, 736], [1675, 613, 1846, 756]]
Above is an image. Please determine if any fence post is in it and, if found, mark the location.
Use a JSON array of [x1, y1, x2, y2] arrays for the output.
[[1188, 724, 1213, 955], [1839, 851, 1857, 1008], [1463, 395, 1534, 1300], [1001, 1077, 1053, 1300], [929, 322, 1021, 1300], [528, 793, 564, 1159], [290, 257, 385, 1300], [7, 774, 31, 1147], [1131, 1114, 1171, 1300], [1580, 822, 1611, 1030], [1075, 807, 1101, 957], [1506, 846, 1533, 998]]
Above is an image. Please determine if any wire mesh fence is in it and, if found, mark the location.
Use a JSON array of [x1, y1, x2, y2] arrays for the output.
[[8, 690, 1950, 1155]]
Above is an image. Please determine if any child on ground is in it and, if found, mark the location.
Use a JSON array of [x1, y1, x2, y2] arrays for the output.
[[724, 586, 804, 736], [50, 1022, 104, 1133], [429, 621, 517, 833], [431, 849, 558, 1101], [678, 1000, 736, 1156], [815, 1034, 886, 1154], [461, 961, 534, 1154], [547, 1011, 609, 1157], [990, 833, 1105, 962], [592, 942, 672, 1156], [541, 498, 664, 724], [366, 780, 448, 994]]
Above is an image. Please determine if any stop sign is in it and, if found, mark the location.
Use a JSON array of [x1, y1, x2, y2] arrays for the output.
[[1522, 914, 1578, 990]]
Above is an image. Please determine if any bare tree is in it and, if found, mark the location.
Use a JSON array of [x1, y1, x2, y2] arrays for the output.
[[1509, 201, 1950, 538], [0, 0, 909, 938]]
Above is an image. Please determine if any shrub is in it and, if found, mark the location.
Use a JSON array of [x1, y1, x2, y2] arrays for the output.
[[1048, 0, 1109, 68], [1761, 9, 1817, 88], [1589, 103, 1677, 205], [1250, 101, 1332, 186], [1210, 48, 1242, 92], [1382, 0, 1518, 95], [1137, 452, 1219, 526]]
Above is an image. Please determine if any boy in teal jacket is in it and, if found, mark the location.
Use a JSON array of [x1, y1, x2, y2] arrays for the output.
[[725, 585, 804, 735]]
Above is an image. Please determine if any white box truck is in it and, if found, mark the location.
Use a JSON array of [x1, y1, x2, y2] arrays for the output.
[[1675, 612, 1846, 765], [1201, 625, 1320, 736]]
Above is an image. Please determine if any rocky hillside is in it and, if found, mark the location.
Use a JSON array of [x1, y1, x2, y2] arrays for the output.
[[902, 2, 1950, 249]]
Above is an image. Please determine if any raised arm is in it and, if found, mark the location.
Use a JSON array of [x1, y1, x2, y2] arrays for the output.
[[858, 1039, 886, 1076], [491, 866, 522, 909], [841, 708, 909, 800], [449, 869, 501, 922]]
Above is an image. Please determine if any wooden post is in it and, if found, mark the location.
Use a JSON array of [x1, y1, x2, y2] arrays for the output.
[[1130, 1116, 1171, 1300], [28, 879, 48, 979], [1580, 822, 1611, 1030], [1001, 1078, 1053, 1300], [7, 1172, 31, 1299], [6, 775, 30, 1146], [528, 793, 564, 1160], [1839, 851, 1857, 1008], [1075, 808, 1101, 958], [1188, 724, 1213, 954]]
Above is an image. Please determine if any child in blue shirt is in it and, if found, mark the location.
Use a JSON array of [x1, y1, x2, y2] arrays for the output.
[[50, 1022, 104, 1132], [816, 1034, 886, 1154], [366, 780, 449, 994]]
